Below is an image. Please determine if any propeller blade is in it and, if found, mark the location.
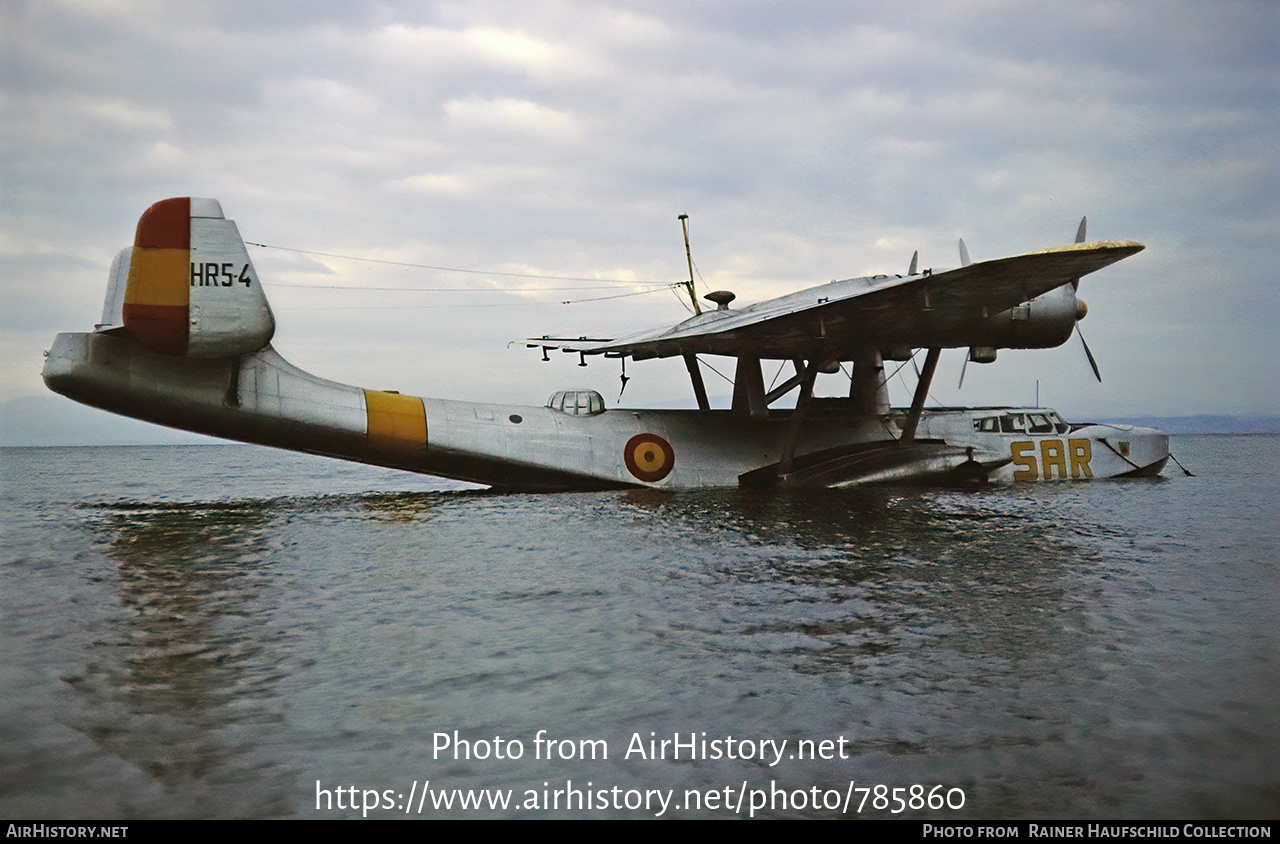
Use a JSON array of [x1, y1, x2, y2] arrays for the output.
[[958, 349, 969, 389], [958, 239, 971, 267], [1072, 217, 1087, 289], [1076, 324, 1101, 382]]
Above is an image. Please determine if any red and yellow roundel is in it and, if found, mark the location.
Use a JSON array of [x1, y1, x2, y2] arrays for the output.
[[624, 434, 675, 483]]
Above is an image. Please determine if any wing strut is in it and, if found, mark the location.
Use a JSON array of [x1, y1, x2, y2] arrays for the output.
[[900, 348, 941, 443], [849, 349, 889, 415], [684, 353, 710, 410], [776, 360, 819, 477], [764, 360, 810, 405], [732, 356, 768, 419]]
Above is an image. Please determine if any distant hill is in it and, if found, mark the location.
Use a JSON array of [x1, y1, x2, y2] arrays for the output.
[[1087, 415, 1280, 434]]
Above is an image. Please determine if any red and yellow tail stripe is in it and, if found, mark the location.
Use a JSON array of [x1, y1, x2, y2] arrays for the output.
[[123, 197, 191, 355]]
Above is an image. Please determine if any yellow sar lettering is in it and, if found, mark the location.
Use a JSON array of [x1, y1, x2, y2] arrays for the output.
[[1011, 440, 1038, 480], [1069, 438, 1093, 478], [1010, 438, 1093, 480]]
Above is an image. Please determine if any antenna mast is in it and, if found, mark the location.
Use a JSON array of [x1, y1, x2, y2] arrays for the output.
[[678, 214, 702, 315]]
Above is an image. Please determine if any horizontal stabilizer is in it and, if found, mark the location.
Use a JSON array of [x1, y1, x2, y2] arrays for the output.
[[97, 247, 132, 330]]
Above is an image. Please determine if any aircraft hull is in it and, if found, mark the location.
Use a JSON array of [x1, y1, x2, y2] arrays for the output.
[[44, 331, 1168, 491]]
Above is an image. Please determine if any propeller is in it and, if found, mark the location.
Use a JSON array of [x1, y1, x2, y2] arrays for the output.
[[1072, 216, 1086, 290], [1071, 217, 1101, 382], [956, 238, 972, 386], [949, 219, 1102, 389], [1076, 323, 1101, 382]]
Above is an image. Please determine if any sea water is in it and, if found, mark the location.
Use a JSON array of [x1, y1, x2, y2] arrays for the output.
[[1, 437, 1276, 818]]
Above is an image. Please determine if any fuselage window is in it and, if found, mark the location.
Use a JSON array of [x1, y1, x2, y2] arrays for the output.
[[973, 416, 1001, 432]]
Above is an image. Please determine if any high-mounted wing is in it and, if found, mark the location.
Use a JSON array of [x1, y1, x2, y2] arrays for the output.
[[529, 240, 1142, 361]]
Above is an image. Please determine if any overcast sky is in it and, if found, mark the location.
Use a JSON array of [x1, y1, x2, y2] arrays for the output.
[[4, 0, 1277, 437]]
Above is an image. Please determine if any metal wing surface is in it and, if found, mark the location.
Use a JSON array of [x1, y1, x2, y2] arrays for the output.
[[531, 240, 1143, 361]]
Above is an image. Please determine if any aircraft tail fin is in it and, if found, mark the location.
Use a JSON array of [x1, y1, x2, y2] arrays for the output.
[[111, 197, 275, 358]]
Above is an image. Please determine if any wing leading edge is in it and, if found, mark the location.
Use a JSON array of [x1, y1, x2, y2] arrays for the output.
[[529, 239, 1143, 361]]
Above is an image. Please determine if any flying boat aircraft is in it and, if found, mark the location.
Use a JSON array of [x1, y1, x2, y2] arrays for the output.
[[42, 198, 1169, 491]]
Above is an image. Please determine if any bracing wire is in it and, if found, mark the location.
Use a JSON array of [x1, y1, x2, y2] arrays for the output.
[[698, 358, 735, 386], [245, 242, 670, 286], [244, 241, 682, 306], [766, 360, 788, 392], [284, 286, 678, 309]]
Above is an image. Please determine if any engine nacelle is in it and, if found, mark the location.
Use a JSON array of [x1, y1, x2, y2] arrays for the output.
[[101, 197, 274, 358], [961, 283, 1083, 350]]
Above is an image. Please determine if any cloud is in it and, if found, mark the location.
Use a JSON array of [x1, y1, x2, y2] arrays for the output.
[[3, 0, 1277, 426]]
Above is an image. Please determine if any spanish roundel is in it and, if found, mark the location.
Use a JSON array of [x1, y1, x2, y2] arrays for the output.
[[624, 434, 674, 483]]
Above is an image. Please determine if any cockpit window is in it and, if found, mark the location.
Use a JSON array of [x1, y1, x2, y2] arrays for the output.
[[975, 411, 1071, 435], [1027, 413, 1053, 433], [999, 415, 1025, 433]]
